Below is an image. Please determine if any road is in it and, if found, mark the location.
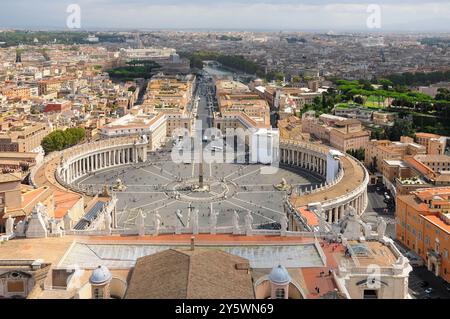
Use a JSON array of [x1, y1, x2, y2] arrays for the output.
[[195, 78, 214, 133], [408, 266, 450, 299], [361, 185, 396, 239]]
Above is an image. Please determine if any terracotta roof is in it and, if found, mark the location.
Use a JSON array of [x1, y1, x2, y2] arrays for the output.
[[298, 207, 319, 226], [415, 132, 441, 139], [125, 248, 254, 299], [53, 190, 82, 219], [422, 215, 450, 234]]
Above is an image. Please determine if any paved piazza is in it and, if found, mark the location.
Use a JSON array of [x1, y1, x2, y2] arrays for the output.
[[76, 150, 322, 229]]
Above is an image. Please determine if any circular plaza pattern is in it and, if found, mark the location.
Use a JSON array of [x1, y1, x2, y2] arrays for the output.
[[75, 150, 323, 230], [31, 136, 369, 234]]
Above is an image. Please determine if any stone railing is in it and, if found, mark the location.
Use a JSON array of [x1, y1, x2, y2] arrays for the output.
[[320, 154, 369, 212], [64, 221, 340, 239], [280, 140, 369, 229], [29, 151, 61, 188]]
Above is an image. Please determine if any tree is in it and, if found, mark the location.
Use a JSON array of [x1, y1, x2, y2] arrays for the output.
[[346, 148, 365, 161], [386, 117, 415, 141], [292, 75, 301, 83], [41, 128, 85, 154], [379, 79, 393, 90]]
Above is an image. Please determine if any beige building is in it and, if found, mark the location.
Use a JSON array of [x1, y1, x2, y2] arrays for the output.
[[214, 80, 271, 135], [372, 111, 396, 126], [100, 113, 167, 151], [0, 122, 51, 153], [365, 138, 426, 173], [217, 93, 271, 128], [414, 133, 447, 155], [404, 154, 450, 186], [144, 75, 195, 137], [302, 112, 370, 152]]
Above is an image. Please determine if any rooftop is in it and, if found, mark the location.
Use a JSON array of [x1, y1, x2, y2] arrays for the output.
[[125, 248, 255, 299]]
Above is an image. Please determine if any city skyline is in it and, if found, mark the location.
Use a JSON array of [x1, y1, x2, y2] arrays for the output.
[[1, 0, 450, 32]]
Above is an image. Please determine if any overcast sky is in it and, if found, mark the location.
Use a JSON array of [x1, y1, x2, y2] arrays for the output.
[[1, 0, 449, 32]]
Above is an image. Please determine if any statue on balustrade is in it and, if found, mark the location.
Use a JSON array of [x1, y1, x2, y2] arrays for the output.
[[136, 209, 146, 236], [104, 210, 112, 235], [153, 210, 161, 236], [5, 216, 14, 236], [232, 210, 240, 234], [192, 209, 199, 235], [244, 211, 254, 234], [209, 210, 219, 234], [377, 217, 387, 240], [63, 213, 72, 231], [280, 214, 289, 233]]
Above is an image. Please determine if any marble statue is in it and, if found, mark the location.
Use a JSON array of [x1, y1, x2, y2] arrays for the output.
[[5, 215, 14, 236], [342, 206, 367, 240], [112, 178, 127, 192], [244, 211, 254, 235], [175, 209, 183, 235], [192, 209, 199, 235], [136, 209, 146, 237], [104, 211, 112, 235], [232, 210, 240, 234], [275, 178, 291, 191], [363, 223, 372, 238], [377, 217, 387, 240], [209, 210, 218, 235], [50, 219, 63, 237], [63, 213, 72, 231], [280, 214, 289, 233], [153, 210, 161, 236]]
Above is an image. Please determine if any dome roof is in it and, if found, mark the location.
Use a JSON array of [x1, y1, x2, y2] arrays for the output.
[[89, 265, 112, 285], [269, 265, 291, 285]]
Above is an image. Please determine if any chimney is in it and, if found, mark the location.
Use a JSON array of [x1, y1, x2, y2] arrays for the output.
[[190, 236, 195, 251]]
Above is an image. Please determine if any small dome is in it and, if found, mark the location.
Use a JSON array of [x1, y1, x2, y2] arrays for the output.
[[269, 265, 291, 285], [89, 265, 112, 285]]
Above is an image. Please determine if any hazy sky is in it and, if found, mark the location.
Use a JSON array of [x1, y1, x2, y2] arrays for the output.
[[1, 0, 449, 31]]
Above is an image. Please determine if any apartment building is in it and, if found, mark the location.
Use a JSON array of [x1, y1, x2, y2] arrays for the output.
[[404, 154, 450, 187], [397, 188, 450, 283], [100, 113, 167, 151], [0, 122, 51, 153], [144, 75, 195, 137], [0, 86, 31, 101], [217, 93, 271, 128], [214, 80, 271, 135], [414, 133, 447, 155], [302, 112, 370, 153], [365, 137, 426, 173]]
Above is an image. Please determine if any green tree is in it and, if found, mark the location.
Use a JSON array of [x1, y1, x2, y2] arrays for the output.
[[386, 117, 415, 141], [41, 128, 85, 154]]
